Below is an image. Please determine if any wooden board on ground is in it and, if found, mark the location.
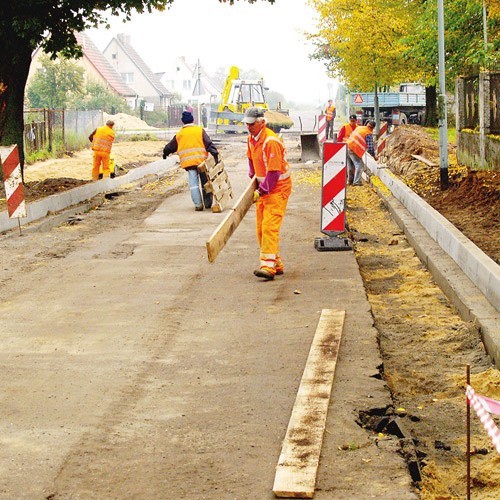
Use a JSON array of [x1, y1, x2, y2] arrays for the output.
[[198, 156, 233, 212], [411, 154, 438, 168], [206, 177, 257, 263], [273, 309, 345, 499]]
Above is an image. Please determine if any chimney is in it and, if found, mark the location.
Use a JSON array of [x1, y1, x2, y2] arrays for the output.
[[117, 33, 130, 45]]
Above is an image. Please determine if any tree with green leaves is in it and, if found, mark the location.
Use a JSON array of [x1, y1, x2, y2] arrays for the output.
[[309, 0, 499, 127], [0, 0, 274, 166], [70, 82, 129, 113], [26, 54, 85, 109]]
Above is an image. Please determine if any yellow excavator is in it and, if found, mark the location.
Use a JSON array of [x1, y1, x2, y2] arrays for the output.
[[217, 66, 293, 133]]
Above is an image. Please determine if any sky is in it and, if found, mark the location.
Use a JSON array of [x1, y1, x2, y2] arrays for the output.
[[86, 0, 337, 106]]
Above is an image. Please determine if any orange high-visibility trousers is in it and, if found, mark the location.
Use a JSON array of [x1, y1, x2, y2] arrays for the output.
[[92, 151, 111, 180], [255, 177, 292, 267]]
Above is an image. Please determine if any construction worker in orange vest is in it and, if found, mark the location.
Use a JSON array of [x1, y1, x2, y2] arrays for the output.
[[242, 106, 292, 281], [162, 111, 219, 211], [337, 114, 358, 184], [346, 120, 378, 186], [89, 120, 115, 180], [324, 99, 336, 140]]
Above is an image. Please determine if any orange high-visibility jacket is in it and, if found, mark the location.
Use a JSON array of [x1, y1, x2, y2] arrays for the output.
[[325, 105, 336, 121], [176, 124, 208, 169], [247, 128, 290, 182], [343, 123, 356, 139], [347, 125, 371, 158], [91, 125, 115, 153]]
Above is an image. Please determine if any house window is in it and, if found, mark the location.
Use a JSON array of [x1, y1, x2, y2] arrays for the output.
[[121, 73, 134, 84], [112, 53, 117, 60], [183, 80, 191, 89]]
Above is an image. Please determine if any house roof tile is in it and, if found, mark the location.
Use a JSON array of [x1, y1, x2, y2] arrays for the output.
[[76, 33, 136, 97]]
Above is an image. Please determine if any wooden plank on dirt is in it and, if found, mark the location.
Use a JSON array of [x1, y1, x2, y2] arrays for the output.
[[411, 154, 438, 168], [273, 309, 345, 499], [206, 177, 257, 263]]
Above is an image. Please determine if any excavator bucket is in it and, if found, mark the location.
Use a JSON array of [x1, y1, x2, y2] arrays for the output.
[[300, 133, 321, 162]]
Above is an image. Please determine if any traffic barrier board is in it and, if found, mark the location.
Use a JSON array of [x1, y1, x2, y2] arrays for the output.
[[1, 145, 26, 219], [320, 142, 347, 234]]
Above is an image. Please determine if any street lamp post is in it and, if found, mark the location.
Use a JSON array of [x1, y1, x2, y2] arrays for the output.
[[438, 0, 449, 190]]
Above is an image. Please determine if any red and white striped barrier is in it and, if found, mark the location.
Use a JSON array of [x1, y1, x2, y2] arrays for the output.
[[377, 121, 389, 155], [320, 142, 347, 233], [1, 145, 26, 219], [466, 384, 500, 453], [318, 114, 326, 143]]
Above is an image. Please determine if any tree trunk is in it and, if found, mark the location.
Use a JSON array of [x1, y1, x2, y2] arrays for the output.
[[423, 85, 437, 127], [0, 37, 33, 174]]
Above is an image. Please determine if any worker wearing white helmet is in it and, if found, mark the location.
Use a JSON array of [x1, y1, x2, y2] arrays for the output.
[[243, 106, 292, 281]]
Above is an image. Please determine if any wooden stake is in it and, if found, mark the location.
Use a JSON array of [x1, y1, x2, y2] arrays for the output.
[[205, 177, 257, 263], [466, 364, 471, 500]]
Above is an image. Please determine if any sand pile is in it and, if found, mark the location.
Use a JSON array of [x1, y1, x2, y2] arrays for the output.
[[103, 112, 156, 131]]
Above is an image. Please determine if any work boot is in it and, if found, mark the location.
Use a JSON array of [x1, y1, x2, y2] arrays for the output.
[[98, 173, 103, 180], [253, 267, 275, 281], [275, 257, 284, 275], [195, 205, 204, 211], [203, 191, 213, 209]]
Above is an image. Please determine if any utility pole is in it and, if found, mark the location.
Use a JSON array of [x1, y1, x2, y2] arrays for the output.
[[437, 0, 448, 190]]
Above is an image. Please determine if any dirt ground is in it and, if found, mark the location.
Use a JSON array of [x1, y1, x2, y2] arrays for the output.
[[0, 130, 499, 498], [378, 126, 499, 264]]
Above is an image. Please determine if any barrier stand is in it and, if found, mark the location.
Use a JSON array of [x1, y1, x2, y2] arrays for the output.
[[1, 145, 26, 235], [314, 142, 351, 251], [377, 121, 389, 155], [318, 114, 326, 144]]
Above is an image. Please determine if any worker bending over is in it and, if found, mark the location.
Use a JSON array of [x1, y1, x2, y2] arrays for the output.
[[337, 114, 358, 184], [89, 120, 115, 181], [163, 111, 219, 211], [346, 119, 377, 186], [243, 106, 292, 281]]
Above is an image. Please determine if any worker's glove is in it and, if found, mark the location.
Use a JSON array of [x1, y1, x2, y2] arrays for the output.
[[213, 156, 219, 165], [253, 190, 260, 203]]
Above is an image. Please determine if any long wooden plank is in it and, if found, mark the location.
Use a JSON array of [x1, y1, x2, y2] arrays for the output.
[[273, 309, 345, 499], [206, 177, 258, 263], [411, 154, 438, 167]]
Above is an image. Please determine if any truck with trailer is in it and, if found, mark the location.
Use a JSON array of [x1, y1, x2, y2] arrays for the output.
[[349, 83, 426, 127]]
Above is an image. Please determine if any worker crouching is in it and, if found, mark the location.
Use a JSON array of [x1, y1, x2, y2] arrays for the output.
[[243, 107, 292, 281], [163, 111, 219, 211]]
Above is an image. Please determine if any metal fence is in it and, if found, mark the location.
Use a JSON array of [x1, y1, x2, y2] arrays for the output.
[[459, 72, 500, 133], [463, 76, 479, 130], [23, 109, 105, 155]]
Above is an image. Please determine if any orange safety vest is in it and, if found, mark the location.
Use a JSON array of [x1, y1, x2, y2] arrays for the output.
[[325, 105, 336, 121], [342, 123, 356, 140], [247, 127, 290, 181], [92, 125, 115, 153], [176, 124, 208, 169], [347, 126, 371, 158]]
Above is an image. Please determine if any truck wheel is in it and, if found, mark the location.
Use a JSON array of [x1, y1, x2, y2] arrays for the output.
[[400, 113, 408, 125]]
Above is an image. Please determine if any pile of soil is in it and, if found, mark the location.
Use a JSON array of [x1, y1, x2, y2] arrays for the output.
[[379, 126, 500, 263], [23, 178, 90, 201]]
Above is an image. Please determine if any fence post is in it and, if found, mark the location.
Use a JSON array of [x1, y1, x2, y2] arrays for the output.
[[455, 77, 466, 131], [479, 71, 491, 169]]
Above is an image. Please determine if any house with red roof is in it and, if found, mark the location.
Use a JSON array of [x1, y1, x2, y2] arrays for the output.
[[28, 32, 138, 109]]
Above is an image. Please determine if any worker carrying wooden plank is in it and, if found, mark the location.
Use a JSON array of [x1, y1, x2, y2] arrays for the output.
[[243, 106, 292, 281]]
